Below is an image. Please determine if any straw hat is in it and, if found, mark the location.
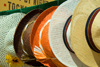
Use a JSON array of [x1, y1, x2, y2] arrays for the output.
[[49, 0, 88, 67], [4, 27, 25, 67], [14, 9, 43, 66], [4, 26, 38, 67], [5, 27, 17, 57], [0, 12, 33, 67], [30, 6, 66, 67], [71, 0, 100, 67]]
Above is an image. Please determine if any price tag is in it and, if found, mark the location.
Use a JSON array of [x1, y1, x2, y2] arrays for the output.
[[0, 0, 55, 11]]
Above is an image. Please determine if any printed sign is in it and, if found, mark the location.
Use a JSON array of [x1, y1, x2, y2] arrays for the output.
[[0, 0, 55, 11]]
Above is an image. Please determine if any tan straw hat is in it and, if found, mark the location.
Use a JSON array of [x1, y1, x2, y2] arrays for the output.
[[14, 9, 43, 66], [49, 0, 88, 67], [71, 0, 100, 67]]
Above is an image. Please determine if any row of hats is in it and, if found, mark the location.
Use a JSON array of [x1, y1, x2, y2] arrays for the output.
[[1, 0, 100, 67]]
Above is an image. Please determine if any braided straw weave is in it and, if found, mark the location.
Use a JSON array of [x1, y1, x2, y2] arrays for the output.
[[0, 13, 33, 67]]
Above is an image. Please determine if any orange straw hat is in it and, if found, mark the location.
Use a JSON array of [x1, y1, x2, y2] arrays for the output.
[[14, 9, 43, 66], [71, 0, 100, 67], [49, 0, 87, 67], [30, 6, 66, 67]]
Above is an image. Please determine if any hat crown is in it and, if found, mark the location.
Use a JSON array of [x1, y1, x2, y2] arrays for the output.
[[5, 27, 17, 57], [92, 11, 100, 50]]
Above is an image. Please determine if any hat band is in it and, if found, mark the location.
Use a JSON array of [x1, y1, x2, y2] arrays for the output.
[[21, 20, 35, 56], [85, 7, 100, 53], [63, 15, 74, 53]]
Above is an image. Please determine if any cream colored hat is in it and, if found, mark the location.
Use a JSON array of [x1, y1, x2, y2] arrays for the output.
[[4, 26, 34, 67], [49, 0, 87, 67], [0, 13, 33, 67], [71, 0, 100, 67], [5, 27, 17, 57], [4, 27, 25, 67]]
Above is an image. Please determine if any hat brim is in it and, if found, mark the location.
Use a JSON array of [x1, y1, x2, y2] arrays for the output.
[[14, 9, 43, 66], [30, 6, 58, 66], [71, 0, 100, 67], [30, 6, 58, 52], [49, 0, 88, 67]]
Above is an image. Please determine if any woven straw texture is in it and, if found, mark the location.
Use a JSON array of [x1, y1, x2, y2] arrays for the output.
[[48, 0, 88, 67], [0, 13, 33, 67], [70, 0, 100, 67], [4, 27, 17, 57]]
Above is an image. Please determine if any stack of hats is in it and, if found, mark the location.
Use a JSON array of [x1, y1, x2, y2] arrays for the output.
[[1, 0, 100, 67]]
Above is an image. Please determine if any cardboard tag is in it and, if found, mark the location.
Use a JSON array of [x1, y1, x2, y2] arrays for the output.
[[0, 0, 55, 11]]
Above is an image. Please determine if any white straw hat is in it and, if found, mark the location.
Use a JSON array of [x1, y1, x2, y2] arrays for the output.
[[0, 12, 34, 67], [71, 0, 100, 67], [49, 0, 88, 67], [5, 27, 17, 57]]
